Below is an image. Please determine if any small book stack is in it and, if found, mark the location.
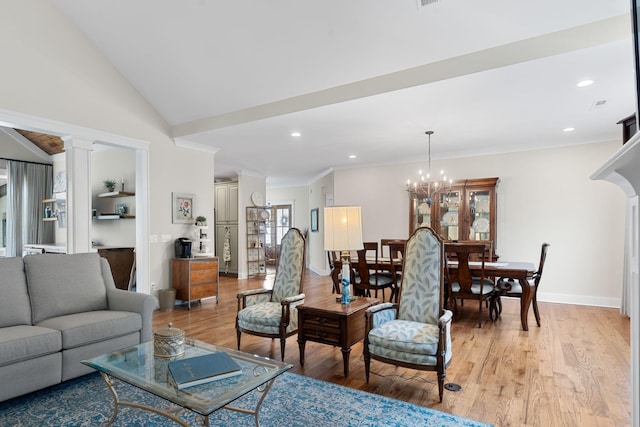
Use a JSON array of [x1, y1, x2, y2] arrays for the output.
[[168, 352, 242, 390]]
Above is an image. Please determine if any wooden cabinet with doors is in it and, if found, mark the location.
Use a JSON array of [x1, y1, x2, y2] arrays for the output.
[[215, 181, 238, 276], [409, 177, 499, 260], [214, 182, 238, 223]]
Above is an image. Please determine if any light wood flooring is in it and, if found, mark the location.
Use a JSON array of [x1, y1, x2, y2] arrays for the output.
[[153, 270, 631, 426]]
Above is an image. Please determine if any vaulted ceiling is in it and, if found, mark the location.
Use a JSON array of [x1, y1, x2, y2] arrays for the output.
[[52, 1, 635, 186]]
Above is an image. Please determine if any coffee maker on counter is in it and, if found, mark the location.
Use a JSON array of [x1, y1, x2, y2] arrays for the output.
[[174, 238, 192, 258]]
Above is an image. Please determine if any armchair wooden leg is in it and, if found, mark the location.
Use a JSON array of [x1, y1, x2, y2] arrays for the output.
[[438, 372, 445, 402], [364, 354, 371, 383], [236, 329, 241, 350], [279, 338, 286, 361]]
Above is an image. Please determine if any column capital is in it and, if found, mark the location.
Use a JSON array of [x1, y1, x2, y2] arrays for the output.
[[63, 136, 94, 150]]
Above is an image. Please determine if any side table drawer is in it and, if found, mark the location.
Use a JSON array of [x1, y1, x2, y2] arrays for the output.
[[303, 314, 340, 329], [301, 327, 340, 345]]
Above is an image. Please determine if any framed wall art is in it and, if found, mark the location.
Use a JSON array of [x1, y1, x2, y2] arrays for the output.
[[310, 208, 319, 232], [172, 192, 194, 224]]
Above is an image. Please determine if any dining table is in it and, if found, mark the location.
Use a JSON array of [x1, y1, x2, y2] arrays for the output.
[[447, 260, 537, 331]]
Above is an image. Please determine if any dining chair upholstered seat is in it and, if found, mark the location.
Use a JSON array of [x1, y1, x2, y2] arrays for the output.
[[353, 242, 394, 301], [494, 243, 549, 327], [236, 228, 305, 360], [364, 227, 452, 402]]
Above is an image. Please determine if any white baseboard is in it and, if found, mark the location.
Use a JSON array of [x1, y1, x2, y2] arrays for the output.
[[537, 292, 620, 309]]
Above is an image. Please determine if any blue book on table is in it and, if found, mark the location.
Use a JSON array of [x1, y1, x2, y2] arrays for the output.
[[168, 352, 243, 389]]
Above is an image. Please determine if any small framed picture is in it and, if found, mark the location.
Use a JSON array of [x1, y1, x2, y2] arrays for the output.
[[310, 208, 319, 232], [172, 192, 194, 224]]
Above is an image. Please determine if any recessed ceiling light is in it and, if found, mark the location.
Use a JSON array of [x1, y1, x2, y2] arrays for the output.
[[576, 80, 594, 87], [290, 132, 301, 137], [348, 154, 357, 159], [563, 127, 575, 132]]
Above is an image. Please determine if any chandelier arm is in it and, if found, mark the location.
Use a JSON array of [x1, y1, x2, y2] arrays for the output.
[[406, 130, 450, 206]]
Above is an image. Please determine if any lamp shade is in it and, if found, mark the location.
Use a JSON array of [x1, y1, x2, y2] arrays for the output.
[[324, 206, 364, 251]]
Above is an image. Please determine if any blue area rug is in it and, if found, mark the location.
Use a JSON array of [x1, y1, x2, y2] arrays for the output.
[[0, 372, 492, 426]]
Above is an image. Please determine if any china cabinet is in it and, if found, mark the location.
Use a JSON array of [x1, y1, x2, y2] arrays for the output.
[[409, 177, 499, 259]]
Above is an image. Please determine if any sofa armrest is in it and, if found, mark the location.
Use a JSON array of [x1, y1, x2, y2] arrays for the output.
[[107, 289, 155, 343]]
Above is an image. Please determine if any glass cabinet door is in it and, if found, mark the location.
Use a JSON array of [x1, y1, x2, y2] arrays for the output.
[[467, 189, 492, 241], [437, 190, 460, 241], [410, 198, 431, 233], [408, 177, 498, 258]]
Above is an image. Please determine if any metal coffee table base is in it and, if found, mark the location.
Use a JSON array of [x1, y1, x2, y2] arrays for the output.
[[100, 372, 276, 427]]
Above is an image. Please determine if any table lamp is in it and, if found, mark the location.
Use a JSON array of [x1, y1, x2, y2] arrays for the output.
[[324, 206, 364, 304]]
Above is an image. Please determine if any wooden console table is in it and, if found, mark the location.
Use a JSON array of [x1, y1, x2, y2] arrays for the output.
[[171, 257, 219, 309], [297, 294, 380, 377]]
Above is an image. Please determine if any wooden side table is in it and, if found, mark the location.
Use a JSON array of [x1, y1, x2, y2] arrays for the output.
[[297, 294, 380, 377], [171, 257, 219, 309]]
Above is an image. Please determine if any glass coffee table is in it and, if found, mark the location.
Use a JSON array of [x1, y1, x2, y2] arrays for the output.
[[82, 338, 292, 426]]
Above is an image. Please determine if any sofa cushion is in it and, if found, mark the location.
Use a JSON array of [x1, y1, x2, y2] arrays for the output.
[[0, 325, 61, 367], [24, 253, 108, 324], [0, 257, 32, 328], [37, 310, 142, 349]]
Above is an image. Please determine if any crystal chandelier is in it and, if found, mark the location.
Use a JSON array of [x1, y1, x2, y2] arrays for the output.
[[405, 131, 451, 206]]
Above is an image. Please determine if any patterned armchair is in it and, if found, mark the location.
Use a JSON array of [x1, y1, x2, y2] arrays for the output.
[[236, 228, 305, 361], [364, 227, 453, 402]]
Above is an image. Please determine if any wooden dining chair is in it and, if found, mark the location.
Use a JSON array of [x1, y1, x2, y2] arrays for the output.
[[380, 239, 407, 259], [327, 250, 342, 294], [353, 242, 394, 301], [444, 242, 495, 328], [387, 242, 405, 303], [493, 243, 549, 327]]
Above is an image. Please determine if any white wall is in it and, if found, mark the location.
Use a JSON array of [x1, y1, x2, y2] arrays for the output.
[[0, 1, 215, 294], [307, 173, 335, 274], [267, 186, 310, 233], [332, 140, 626, 307]]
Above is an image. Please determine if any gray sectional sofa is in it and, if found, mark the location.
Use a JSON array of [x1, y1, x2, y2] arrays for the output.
[[0, 252, 155, 402]]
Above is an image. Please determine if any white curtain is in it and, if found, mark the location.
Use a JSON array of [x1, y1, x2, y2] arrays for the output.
[[6, 160, 53, 257]]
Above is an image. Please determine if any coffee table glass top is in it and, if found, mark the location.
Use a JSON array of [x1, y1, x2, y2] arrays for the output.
[[82, 338, 292, 416]]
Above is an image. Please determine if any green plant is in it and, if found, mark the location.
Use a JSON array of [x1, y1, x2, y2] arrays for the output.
[[195, 215, 207, 225], [103, 179, 117, 191]]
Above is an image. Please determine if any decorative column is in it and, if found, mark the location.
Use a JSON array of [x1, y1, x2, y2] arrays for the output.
[[63, 136, 93, 254]]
